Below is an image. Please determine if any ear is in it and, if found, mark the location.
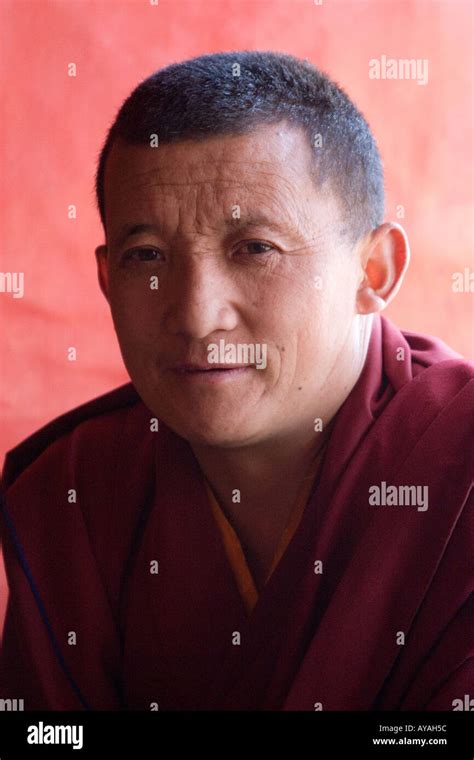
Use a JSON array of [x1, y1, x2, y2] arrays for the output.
[[356, 222, 410, 315], [95, 244, 110, 302]]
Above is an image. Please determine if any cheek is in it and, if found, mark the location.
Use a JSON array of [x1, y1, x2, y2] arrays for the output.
[[108, 302, 159, 377], [273, 277, 345, 374], [109, 279, 159, 335]]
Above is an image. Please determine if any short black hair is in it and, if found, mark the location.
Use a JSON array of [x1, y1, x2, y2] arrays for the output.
[[95, 50, 384, 244]]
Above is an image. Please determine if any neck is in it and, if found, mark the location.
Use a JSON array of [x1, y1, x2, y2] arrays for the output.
[[192, 422, 331, 509]]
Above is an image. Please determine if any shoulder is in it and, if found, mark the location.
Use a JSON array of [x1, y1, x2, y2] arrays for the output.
[[1, 383, 145, 493], [380, 316, 474, 405], [343, 318, 474, 496]]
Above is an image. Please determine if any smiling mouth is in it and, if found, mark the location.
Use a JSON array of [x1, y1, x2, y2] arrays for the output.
[[171, 365, 253, 381], [173, 364, 254, 372]]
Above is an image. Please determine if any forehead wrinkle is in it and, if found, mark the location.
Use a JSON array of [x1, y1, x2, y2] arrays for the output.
[[111, 195, 331, 249], [115, 150, 305, 191], [246, 185, 319, 242], [109, 158, 334, 246], [119, 174, 297, 196]]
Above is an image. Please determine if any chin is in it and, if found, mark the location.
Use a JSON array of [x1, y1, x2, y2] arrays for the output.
[[164, 415, 256, 448], [137, 382, 261, 445]]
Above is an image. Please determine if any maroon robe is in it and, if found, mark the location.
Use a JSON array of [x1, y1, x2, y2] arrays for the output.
[[0, 315, 473, 710]]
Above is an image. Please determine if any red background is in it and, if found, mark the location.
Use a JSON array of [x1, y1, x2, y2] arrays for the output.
[[1, 0, 473, 629]]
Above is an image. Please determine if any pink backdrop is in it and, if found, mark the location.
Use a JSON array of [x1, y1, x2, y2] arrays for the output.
[[1, 0, 473, 628]]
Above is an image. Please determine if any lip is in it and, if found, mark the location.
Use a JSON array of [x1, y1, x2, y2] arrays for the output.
[[173, 363, 253, 371], [170, 365, 253, 383]]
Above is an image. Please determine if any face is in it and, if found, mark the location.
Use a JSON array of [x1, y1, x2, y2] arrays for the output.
[[96, 123, 367, 448]]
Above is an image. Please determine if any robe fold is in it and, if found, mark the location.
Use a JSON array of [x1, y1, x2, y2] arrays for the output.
[[0, 315, 473, 711]]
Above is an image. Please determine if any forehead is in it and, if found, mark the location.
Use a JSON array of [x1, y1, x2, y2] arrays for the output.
[[103, 122, 338, 240], [105, 121, 312, 181]]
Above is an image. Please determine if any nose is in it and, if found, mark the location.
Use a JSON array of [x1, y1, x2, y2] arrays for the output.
[[162, 252, 239, 340]]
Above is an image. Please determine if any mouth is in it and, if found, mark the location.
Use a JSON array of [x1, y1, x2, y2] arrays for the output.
[[170, 364, 253, 383]]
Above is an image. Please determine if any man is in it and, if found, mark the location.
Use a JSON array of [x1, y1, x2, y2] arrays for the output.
[[0, 51, 472, 711]]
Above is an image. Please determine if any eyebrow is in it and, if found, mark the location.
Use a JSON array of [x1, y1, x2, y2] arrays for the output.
[[113, 215, 300, 248], [113, 223, 161, 248], [226, 215, 298, 236]]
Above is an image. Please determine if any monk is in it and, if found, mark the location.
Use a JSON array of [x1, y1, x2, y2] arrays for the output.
[[0, 51, 472, 711]]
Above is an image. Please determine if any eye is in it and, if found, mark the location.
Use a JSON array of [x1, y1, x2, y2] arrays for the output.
[[238, 241, 275, 256], [125, 247, 161, 262]]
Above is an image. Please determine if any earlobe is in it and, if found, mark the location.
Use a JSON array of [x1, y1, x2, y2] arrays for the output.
[[356, 222, 410, 315], [357, 286, 387, 314], [95, 244, 109, 302]]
